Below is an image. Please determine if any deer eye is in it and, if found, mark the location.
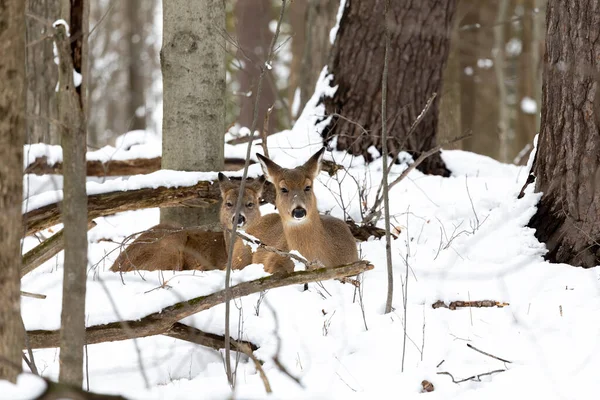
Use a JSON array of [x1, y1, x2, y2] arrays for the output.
[[281, 187, 289, 194], [304, 185, 312, 192], [246, 202, 254, 208], [225, 202, 233, 208]]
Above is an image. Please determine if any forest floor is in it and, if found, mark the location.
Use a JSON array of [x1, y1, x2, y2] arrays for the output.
[[7, 80, 600, 400]]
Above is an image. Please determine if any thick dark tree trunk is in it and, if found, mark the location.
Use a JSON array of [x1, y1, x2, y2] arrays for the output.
[[0, 0, 26, 383], [526, 0, 600, 268], [321, 0, 457, 176]]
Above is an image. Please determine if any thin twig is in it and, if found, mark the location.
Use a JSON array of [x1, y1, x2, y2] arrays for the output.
[[261, 105, 273, 158], [382, 0, 394, 315], [466, 343, 512, 364], [21, 291, 46, 299], [21, 317, 38, 375], [223, 0, 288, 388]]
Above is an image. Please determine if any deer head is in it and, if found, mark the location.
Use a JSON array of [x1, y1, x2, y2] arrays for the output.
[[218, 173, 265, 230], [256, 147, 325, 225]]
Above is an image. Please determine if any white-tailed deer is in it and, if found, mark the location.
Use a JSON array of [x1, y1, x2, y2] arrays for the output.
[[110, 173, 265, 272], [232, 148, 359, 273]]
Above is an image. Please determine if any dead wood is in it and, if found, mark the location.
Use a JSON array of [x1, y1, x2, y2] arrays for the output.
[[21, 222, 96, 277], [24, 156, 249, 176], [431, 300, 509, 310], [26, 261, 373, 349], [23, 178, 388, 241]]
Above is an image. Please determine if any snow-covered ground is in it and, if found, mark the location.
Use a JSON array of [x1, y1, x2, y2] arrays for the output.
[[10, 73, 600, 400]]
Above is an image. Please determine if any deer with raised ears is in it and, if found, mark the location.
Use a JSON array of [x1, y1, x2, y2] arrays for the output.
[[232, 147, 359, 273], [110, 173, 265, 272]]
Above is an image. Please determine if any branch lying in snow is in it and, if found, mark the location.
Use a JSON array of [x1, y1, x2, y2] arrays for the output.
[[22, 178, 388, 241], [437, 369, 506, 384], [24, 155, 343, 178], [235, 230, 362, 287], [431, 300, 509, 310], [26, 261, 373, 349], [21, 222, 96, 277], [24, 156, 249, 177]]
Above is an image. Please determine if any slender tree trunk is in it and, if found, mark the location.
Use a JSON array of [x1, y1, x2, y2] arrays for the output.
[[56, 0, 89, 386], [288, 0, 307, 121], [437, 1, 462, 149], [321, 0, 457, 176], [299, 0, 339, 114], [526, 0, 600, 268], [25, 0, 60, 144], [126, 0, 146, 131], [234, 0, 276, 134], [160, 0, 225, 229], [460, 0, 503, 160], [0, 0, 26, 383], [513, 0, 539, 162]]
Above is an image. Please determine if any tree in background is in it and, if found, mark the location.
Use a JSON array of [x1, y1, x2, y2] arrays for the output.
[[88, 0, 159, 147], [525, 0, 600, 268], [444, 0, 546, 164], [322, 0, 457, 176], [0, 0, 26, 383], [298, 0, 339, 116], [25, 0, 60, 144], [234, 0, 277, 135], [160, 0, 225, 229]]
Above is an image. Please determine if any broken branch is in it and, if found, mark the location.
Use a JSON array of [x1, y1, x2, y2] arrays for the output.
[[431, 300, 509, 310]]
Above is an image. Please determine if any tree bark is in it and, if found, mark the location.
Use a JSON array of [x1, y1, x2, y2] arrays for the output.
[[526, 0, 600, 267], [287, 0, 307, 120], [160, 0, 225, 229], [234, 0, 276, 133], [126, 0, 146, 131], [0, 0, 26, 382], [299, 0, 339, 114], [54, 12, 88, 386], [25, 0, 60, 144], [321, 0, 456, 176]]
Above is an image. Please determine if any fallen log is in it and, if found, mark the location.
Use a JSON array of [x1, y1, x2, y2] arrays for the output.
[[21, 222, 96, 277], [24, 156, 249, 176], [26, 261, 373, 349], [23, 178, 388, 241], [431, 300, 509, 310]]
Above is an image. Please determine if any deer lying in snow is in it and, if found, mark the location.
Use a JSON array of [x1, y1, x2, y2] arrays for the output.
[[232, 147, 359, 273], [109, 173, 265, 272]]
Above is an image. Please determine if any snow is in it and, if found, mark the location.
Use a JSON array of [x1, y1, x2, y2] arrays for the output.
[[0, 374, 46, 400], [520, 97, 538, 114], [10, 33, 600, 400], [330, 0, 347, 45]]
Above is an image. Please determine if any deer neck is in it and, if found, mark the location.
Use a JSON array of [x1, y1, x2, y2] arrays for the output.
[[283, 213, 326, 261]]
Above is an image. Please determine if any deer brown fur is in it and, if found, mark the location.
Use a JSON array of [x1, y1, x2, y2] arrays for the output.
[[109, 174, 265, 272], [232, 148, 359, 274]]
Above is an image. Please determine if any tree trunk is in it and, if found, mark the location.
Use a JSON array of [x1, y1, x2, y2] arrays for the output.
[[160, 0, 225, 229], [234, 0, 276, 134], [0, 0, 26, 382], [287, 0, 307, 121], [437, 1, 462, 149], [459, 0, 503, 161], [526, 0, 600, 268], [25, 0, 60, 144], [321, 0, 456, 176], [126, 0, 146, 131], [54, 0, 89, 386], [299, 0, 339, 114]]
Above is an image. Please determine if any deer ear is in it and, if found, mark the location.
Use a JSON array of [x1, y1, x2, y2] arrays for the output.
[[217, 172, 234, 194], [249, 175, 266, 197], [256, 153, 281, 183], [302, 147, 325, 178]]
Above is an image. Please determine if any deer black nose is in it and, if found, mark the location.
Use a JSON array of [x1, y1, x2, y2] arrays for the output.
[[292, 207, 307, 220], [233, 214, 246, 227]]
